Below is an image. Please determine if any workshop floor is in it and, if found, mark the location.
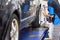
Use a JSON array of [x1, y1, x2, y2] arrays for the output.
[[20, 27, 48, 40]]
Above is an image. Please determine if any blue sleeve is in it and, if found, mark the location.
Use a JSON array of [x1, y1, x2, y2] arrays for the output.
[[48, 6, 54, 14]]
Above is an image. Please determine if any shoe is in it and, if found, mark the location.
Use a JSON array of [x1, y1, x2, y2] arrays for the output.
[[44, 38, 52, 40]]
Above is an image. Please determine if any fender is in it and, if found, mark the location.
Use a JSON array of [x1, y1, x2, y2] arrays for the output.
[[2, 0, 21, 26], [1, 0, 21, 39]]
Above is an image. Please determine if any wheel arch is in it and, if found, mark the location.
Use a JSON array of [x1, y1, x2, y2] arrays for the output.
[[13, 10, 20, 24], [2, 9, 21, 40]]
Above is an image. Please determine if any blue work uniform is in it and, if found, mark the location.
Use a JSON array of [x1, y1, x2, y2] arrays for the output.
[[48, 0, 60, 25]]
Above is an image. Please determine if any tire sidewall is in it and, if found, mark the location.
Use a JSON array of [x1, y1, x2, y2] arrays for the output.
[[5, 14, 19, 40]]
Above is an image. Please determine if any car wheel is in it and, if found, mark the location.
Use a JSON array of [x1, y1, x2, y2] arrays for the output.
[[5, 14, 19, 40]]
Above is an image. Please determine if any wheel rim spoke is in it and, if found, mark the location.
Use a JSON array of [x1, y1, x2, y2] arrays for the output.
[[10, 19, 19, 40]]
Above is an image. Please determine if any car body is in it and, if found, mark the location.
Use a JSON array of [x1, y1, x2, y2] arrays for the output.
[[0, 0, 41, 40]]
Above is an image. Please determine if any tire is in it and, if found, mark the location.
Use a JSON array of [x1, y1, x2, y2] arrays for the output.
[[31, 6, 41, 28], [5, 14, 19, 40], [31, 14, 40, 28]]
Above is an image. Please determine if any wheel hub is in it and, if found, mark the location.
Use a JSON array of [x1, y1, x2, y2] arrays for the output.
[[10, 19, 19, 40]]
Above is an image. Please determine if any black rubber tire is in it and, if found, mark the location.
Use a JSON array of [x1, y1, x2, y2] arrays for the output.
[[31, 6, 41, 28], [5, 14, 19, 40], [31, 14, 40, 28]]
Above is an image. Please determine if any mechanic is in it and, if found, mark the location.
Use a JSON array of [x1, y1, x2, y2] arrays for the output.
[[40, 0, 50, 26], [40, 0, 53, 39], [41, 0, 54, 39], [45, 0, 60, 40]]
